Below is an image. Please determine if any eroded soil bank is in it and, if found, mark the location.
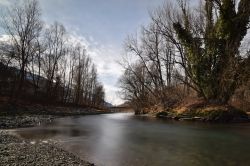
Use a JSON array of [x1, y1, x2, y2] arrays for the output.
[[141, 102, 250, 123]]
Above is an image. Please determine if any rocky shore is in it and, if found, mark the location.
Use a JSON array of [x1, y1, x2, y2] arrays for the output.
[[0, 131, 94, 166], [0, 103, 110, 129], [0, 115, 56, 129], [0, 104, 105, 165]]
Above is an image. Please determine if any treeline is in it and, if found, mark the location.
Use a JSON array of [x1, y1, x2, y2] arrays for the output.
[[0, 0, 105, 107], [120, 0, 250, 114]]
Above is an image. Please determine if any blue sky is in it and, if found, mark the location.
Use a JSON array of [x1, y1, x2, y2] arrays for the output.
[[0, 0, 166, 105]]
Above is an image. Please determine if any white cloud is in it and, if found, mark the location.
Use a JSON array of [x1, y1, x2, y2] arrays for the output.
[[240, 29, 250, 57], [0, 0, 10, 6], [68, 32, 125, 105], [0, 34, 11, 42], [0, 32, 125, 105], [104, 85, 124, 106]]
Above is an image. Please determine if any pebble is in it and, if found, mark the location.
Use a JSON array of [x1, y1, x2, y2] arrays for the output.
[[0, 131, 95, 166]]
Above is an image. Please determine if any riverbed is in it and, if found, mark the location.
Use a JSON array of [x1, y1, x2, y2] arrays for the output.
[[11, 113, 250, 166]]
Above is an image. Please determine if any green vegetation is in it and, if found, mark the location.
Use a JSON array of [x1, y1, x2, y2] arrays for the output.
[[173, 0, 250, 104]]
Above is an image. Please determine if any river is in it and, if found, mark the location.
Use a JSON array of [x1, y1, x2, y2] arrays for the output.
[[12, 113, 250, 166]]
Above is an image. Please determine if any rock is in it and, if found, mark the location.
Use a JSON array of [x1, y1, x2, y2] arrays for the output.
[[179, 117, 194, 121], [173, 116, 180, 120], [0, 131, 94, 166], [193, 116, 203, 121], [156, 111, 169, 118], [0, 115, 56, 129]]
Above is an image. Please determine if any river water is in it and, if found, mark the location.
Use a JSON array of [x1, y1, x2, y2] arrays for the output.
[[13, 113, 250, 166]]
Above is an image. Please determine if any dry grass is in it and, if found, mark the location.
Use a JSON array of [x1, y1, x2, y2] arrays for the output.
[[173, 96, 205, 114]]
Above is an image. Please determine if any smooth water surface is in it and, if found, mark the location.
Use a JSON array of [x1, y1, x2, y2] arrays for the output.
[[13, 113, 250, 166]]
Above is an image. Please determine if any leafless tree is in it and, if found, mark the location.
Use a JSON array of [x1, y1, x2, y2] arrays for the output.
[[1, 0, 43, 98], [0, 0, 105, 107], [41, 22, 67, 99]]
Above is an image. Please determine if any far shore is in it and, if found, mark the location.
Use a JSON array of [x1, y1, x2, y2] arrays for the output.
[[0, 103, 111, 129], [133, 104, 250, 123]]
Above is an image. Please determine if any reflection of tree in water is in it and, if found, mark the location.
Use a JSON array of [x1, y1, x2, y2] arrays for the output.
[[65, 117, 89, 137], [15, 128, 59, 140], [13, 114, 250, 166], [69, 128, 82, 137]]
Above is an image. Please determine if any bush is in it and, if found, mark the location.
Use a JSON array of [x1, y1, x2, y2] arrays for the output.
[[201, 109, 248, 122]]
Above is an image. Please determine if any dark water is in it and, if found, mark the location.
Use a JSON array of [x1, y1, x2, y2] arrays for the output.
[[12, 113, 250, 166]]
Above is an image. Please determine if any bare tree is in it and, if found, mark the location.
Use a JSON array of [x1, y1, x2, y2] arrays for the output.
[[28, 37, 46, 96], [0, 1, 105, 108], [1, 0, 42, 98], [41, 22, 66, 100]]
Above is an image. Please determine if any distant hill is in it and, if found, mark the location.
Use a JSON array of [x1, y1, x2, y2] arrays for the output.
[[116, 102, 131, 108], [104, 102, 113, 108]]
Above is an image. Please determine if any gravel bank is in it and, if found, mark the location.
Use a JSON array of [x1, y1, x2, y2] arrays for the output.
[[0, 104, 109, 165], [0, 115, 56, 129], [0, 131, 94, 166], [0, 103, 110, 129]]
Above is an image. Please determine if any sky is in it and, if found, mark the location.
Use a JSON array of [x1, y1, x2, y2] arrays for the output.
[[0, 0, 166, 105]]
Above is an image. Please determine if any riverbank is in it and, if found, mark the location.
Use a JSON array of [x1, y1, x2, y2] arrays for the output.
[[0, 130, 94, 166], [139, 101, 250, 123], [0, 103, 110, 129], [155, 104, 250, 123], [0, 103, 109, 165]]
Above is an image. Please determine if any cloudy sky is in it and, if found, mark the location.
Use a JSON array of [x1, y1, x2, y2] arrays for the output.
[[0, 0, 167, 105]]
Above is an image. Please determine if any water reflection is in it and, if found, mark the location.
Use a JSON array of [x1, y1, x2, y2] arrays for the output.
[[105, 112, 134, 120], [13, 113, 250, 166], [14, 117, 90, 140], [14, 128, 59, 140]]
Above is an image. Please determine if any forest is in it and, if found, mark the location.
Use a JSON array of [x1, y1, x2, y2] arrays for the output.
[[119, 0, 250, 118], [0, 0, 105, 108]]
